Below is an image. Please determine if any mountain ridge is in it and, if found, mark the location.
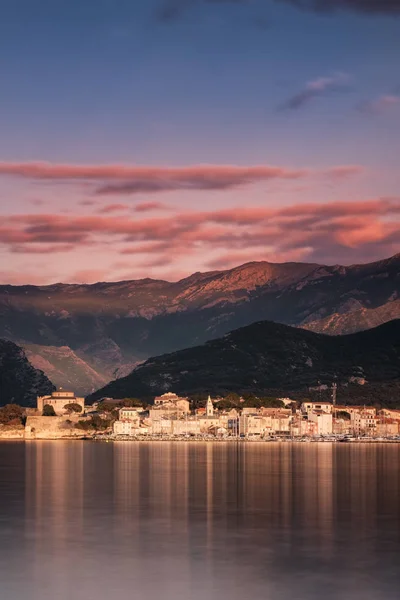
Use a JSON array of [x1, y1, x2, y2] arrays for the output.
[[0, 253, 399, 395]]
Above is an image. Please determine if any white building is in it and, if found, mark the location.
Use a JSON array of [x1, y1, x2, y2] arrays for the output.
[[302, 402, 333, 415], [206, 395, 214, 417], [308, 411, 333, 435]]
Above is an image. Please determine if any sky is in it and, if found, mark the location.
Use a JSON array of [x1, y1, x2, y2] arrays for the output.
[[0, 0, 399, 285]]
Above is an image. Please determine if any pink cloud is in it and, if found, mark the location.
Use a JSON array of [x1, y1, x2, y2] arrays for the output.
[[358, 95, 400, 115], [10, 243, 76, 254], [97, 203, 130, 214], [280, 72, 350, 110], [1, 197, 398, 283], [0, 160, 363, 195], [134, 201, 170, 212]]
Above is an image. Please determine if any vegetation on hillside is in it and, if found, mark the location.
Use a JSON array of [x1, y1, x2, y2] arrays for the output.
[[88, 320, 400, 408]]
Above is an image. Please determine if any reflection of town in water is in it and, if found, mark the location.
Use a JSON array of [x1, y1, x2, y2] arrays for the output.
[[14, 442, 400, 599]]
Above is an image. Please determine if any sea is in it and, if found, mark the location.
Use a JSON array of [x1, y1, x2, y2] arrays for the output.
[[1, 441, 399, 600]]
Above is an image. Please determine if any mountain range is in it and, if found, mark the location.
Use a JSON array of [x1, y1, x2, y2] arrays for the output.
[[0, 253, 398, 395], [87, 319, 400, 407], [0, 339, 55, 406]]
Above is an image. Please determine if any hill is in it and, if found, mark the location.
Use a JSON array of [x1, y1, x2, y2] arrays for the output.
[[23, 344, 110, 396], [0, 253, 399, 394], [0, 339, 55, 406], [87, 320, 400, 406]]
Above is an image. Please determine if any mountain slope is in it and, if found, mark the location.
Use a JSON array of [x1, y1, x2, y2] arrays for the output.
[[0, 339, 55, 406], [302, 298, 400, 335], [87, 319, 400, 402], [24, 344, 110, 396], [0, 254, 399, 394]]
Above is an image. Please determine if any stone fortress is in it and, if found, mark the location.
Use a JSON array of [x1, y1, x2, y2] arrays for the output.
[[37, 389, 85, 415]]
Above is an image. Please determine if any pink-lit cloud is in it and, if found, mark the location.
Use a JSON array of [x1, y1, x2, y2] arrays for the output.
[[280, 72, 350, 110], [0, 197, 398, 283], [97, 203, 130, 214], [0, 160, 364, 196], [134, 201, 170, 212], [358, 95, 400, 115]]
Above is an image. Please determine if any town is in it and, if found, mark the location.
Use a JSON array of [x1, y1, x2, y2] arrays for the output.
[[110, 392, 400, 441], [6, 388, 397, 442]]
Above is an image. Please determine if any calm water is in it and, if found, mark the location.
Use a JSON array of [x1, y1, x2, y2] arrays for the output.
[[1, 441, 400, 600]]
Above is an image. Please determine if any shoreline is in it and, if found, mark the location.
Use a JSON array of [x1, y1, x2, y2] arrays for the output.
[[2, 433, 400, 443]]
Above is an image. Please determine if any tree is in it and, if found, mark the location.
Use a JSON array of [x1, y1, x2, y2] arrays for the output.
[[0, 404, 24, 425], [98, 401, 121, 413], [258, 397, 285, 409], [336, 410, 351, 421], [63, 403, 83, 414], [122, 398, 144, 408], [43, 404, 56, 416]]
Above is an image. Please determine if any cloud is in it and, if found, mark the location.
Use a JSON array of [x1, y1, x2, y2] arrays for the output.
[[1, 199, 398, 280], [156, 0, 400, 23], [10, 244, 76, 254], [0, 161, 363, 195], [134, 202, 170, 212], [97, 203, 130, 214], [157, 0, 191, 21], [280, 72, 350, 110], [275, 0, 400, 15], [357, 95, 400, 115], [324, 165, 364, 178]]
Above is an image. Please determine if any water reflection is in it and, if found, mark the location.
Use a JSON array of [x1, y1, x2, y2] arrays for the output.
[[0, 442, 399, 599]]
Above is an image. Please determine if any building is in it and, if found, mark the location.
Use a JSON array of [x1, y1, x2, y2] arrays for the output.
[[308, 411, 333, 435], [379, 409, 400, 421], [206, 395, 214, 417], [119, 407, 141, 422], [149, 392, 190, 419], [291, 417, 317, 437], [37, 389, 85, 416], [376, 419, 399, 437], [333, 405, 376, 418], [302, 402, 333, 415], [153, 393, 190, 412], [351, 411, 377, 436], [114, 421, 139, 436]]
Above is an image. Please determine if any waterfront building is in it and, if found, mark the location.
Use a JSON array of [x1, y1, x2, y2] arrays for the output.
[[291, 417, 317, 437], [119, 407, 141, 425], [333, 417, 351, 436], [376, 419, 399, 437], [379, 409, 400, 421], [351, 411, 377, 436], [239, 415, 267, 437], [308, 411, 333, 435], [37, 389, 85, 416]]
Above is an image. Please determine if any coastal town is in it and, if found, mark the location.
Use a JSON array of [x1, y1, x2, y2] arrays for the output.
[[110, 392, 400, 441], [1, 388, 399, 441]]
